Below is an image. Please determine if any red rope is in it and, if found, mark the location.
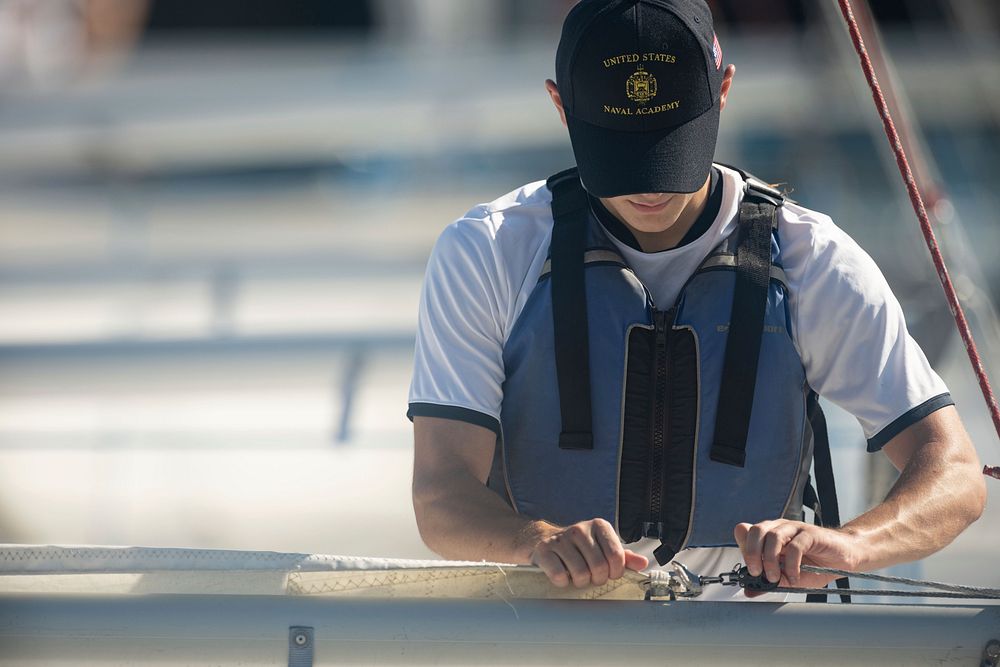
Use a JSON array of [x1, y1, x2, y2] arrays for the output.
[[836, 0, 1000, 477]]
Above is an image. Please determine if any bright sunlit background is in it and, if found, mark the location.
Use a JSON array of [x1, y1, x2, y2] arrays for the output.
[[0, 1, 998, 588]]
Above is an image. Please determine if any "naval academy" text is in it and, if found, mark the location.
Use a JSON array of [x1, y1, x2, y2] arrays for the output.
[[603, 100, 681, 116]]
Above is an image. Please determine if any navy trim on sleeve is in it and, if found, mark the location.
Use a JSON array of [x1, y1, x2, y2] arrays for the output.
[[407, 403, 501, 437], [866, 393, 954, 452]]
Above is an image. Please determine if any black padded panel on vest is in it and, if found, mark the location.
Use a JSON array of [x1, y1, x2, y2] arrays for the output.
[[652, 325, 699, 566], [547, 170, 594, 450], [619, 326, 655, 543], [709, 184, 780, 467], [805, 392, 852, 603]]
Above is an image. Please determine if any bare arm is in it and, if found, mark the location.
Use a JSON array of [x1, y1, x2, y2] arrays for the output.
[[411, 416, 538, 563], [412, 416, 647, 586], [840, 405, 986, 568], [736, 406, 987, 587]]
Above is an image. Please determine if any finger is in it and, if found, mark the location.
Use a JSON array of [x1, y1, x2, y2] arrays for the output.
[[733, 522, 752, 552], [624, 550, 649, 572], [532, 549, 569, 588], [742, 521, 778, 577], [551, 536, 592, 588], [761, 523, 801, 584], [566, 524, 610, 587], [592, 520, 626, 580], [783, 532, 813, 586]]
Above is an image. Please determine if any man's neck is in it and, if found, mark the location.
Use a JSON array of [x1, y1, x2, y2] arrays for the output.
[[602, 173, 712, 253]]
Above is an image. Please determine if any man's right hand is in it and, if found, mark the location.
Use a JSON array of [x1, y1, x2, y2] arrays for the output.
[[413, 418, 648, 585], [528, 518, 649, 588]]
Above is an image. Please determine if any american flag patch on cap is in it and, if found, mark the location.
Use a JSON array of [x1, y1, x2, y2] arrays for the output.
[[712, 33, 722, 70]]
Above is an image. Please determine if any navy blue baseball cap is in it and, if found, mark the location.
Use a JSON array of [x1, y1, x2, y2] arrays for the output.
[[555, 0, 725, 197]]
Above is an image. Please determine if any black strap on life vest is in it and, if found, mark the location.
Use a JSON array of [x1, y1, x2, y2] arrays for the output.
[[547, 168, 594, 450], [709, 178, 783, 467], [804, 393, 852, 603]]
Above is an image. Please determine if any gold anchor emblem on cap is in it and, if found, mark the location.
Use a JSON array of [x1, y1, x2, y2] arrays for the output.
[[626, 65, 657, 104]]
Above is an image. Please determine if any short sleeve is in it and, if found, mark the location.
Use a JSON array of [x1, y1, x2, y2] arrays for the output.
[[407, 220, 508, 435], [780, 205, 953, 452]]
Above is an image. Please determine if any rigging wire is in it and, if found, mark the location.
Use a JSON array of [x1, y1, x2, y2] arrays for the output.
[[836, 0, 1000, 479], [799, 564, 1000, 598], [688, 564, 1000, 600]]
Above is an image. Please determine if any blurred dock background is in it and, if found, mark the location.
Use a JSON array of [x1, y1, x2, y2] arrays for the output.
[[0, 0, 997, 588]]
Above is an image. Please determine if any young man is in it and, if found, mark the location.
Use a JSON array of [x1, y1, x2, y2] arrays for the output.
[[407, 0, 985, 599]]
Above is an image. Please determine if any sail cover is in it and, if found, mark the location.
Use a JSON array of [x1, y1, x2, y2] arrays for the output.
[[0, 544, 653, 600]]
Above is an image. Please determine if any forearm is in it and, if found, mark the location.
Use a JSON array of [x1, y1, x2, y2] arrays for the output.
[[413, 472, 555, 564], [842, 434, 986, 572]]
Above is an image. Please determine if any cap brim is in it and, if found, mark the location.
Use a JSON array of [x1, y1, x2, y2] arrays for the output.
[[566, 102, 720, 198]]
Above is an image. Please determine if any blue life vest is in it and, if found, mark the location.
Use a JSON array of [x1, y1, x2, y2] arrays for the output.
[[488, 167, 835, 566]]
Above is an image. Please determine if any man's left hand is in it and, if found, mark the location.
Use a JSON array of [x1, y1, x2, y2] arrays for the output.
[[734, 520, 862, 593]]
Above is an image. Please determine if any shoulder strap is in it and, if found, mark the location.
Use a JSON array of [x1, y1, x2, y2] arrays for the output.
[[714, 162, 798, 205], [804, 393, 852, 603], [709, 177, 783, 467], [547, 168, 594, 450]]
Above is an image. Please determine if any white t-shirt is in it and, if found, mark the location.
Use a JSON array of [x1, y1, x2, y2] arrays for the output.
[[408, 164, 951, 600]]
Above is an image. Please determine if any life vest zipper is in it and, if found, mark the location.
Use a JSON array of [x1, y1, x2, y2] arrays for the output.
[[644, 308, 672, 538]]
